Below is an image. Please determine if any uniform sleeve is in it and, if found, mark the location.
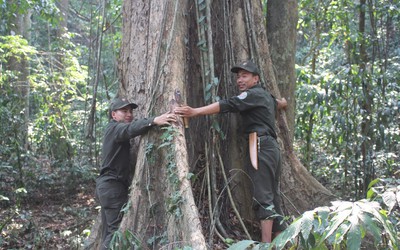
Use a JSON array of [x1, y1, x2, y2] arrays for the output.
[[218, 90, 259, 113], [112, 117, 155, 142], [271, 93, 278, 112]]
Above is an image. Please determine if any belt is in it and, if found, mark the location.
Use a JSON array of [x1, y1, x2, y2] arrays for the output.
[[245, 133, 274, 140], [257, 129, 277, 139], [259, 134, 276, 139]]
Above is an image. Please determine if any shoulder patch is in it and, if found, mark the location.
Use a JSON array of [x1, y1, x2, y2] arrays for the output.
[[237, 92, 248, 100]]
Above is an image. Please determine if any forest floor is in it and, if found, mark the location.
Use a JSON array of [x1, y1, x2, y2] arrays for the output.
[[1, 177, 251, 249], [0, 180, 98, 249]]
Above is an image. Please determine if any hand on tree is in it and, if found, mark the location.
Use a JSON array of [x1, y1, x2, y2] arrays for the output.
[[153, 112, 177, 126], [277, 98, 288, 110], [174, 106, 197, 117]]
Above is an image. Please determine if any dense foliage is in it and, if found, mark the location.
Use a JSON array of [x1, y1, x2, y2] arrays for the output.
[[0, 0, 398, 248], [295, 0, 399, 200], [0, 0, 122, 247]]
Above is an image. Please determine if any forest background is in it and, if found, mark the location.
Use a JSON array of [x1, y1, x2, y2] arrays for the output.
[[0, 0, 399, 249]]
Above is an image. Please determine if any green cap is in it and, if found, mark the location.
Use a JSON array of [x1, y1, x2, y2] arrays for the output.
[[231, 60, 260, 76], [110, 98, 138, 111]]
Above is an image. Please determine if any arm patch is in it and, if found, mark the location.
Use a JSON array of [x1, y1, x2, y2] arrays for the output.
[[237, 92, 248, 100]]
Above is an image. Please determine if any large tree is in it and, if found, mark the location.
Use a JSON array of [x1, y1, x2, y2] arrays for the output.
[[267, 0, 298, 141], [88, 0, 335, 249]]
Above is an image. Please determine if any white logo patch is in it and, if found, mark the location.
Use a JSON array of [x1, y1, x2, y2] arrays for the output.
[[237, 92, 248, 100]]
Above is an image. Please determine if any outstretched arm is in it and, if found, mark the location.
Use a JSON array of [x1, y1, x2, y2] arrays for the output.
[[174, 102, 220, 117]]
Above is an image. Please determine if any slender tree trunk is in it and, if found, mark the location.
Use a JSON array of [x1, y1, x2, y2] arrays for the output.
[[359, 0, 374, 196], [8, 3, 32, 151], [86, 0, 105, 141], [57, 0, 69, 37], [55, 0, 69, 70]]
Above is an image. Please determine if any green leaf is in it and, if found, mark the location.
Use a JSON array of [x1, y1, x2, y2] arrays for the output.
[[358, 213, 381, 243], [212, 120, 221, 132], [367, 178, 380, 190], [381, 189, 397, 213], [337, 223, 351, 245], [205, 83, 213, 92], [369, 208, 399, 249], [205, 92, 211, 102], [367, 188, 376, 200], [196, 39, 206, 47], [346, 222, 361, 250], [227, 240, 259, 250], [198, 15, 206, 23], [300, 211, 314, 241], [319, 202, 352, 245], [396, 186, 400, 204], [367, 178, 381, 199], [356, 200, 398, 249], [186, 172, 195, 180], [0, 195, 9, 201], [213, 77, 219, 86], [224, 238, 235, 244], [308, 233, 329, 250], [273, 216, 303, 249], [15, 188, 27, 194], [340, 206, 360, 249]]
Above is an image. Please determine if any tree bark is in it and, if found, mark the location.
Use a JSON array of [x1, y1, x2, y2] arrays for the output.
[[55, 0, 69, 70], [56, 0, 69, 37], [267, 0, 298, 141], [89, 0, 335, 248], [359, 0, 374, 197], [8, 2, 32, 151], [119, 0, 206, 248]]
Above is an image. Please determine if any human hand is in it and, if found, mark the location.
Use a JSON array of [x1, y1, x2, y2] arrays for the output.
[[174, 106, 197, 117], [153, 112, 177, 126], [277, 98, 288, 110]]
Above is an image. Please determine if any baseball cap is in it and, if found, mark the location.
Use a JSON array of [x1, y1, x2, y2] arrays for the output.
[[109, 97, 138, 111], [231, 60, 260, 76]]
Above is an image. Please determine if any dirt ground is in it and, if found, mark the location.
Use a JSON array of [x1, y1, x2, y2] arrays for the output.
[[0, 182, 99, 249], [0, 178, 254, 249]]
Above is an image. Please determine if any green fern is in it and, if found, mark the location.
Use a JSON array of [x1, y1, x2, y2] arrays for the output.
[[269, 199, 398, 250], [227, 240, 264, 250], [228, 178, 399, 250]]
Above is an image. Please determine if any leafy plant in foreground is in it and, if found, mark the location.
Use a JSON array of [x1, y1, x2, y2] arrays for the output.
[[273, 199, 398, 250], [228, 192, 399, 250]]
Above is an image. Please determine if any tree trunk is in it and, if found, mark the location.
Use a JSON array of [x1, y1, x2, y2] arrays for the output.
[[56, 0, 69, 37], [55, 0, 69, 70], [8, 2, 32, 152], [359, 0, 374, 196], [267, 0, 298, 141], [89, 0, 334, 248]]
